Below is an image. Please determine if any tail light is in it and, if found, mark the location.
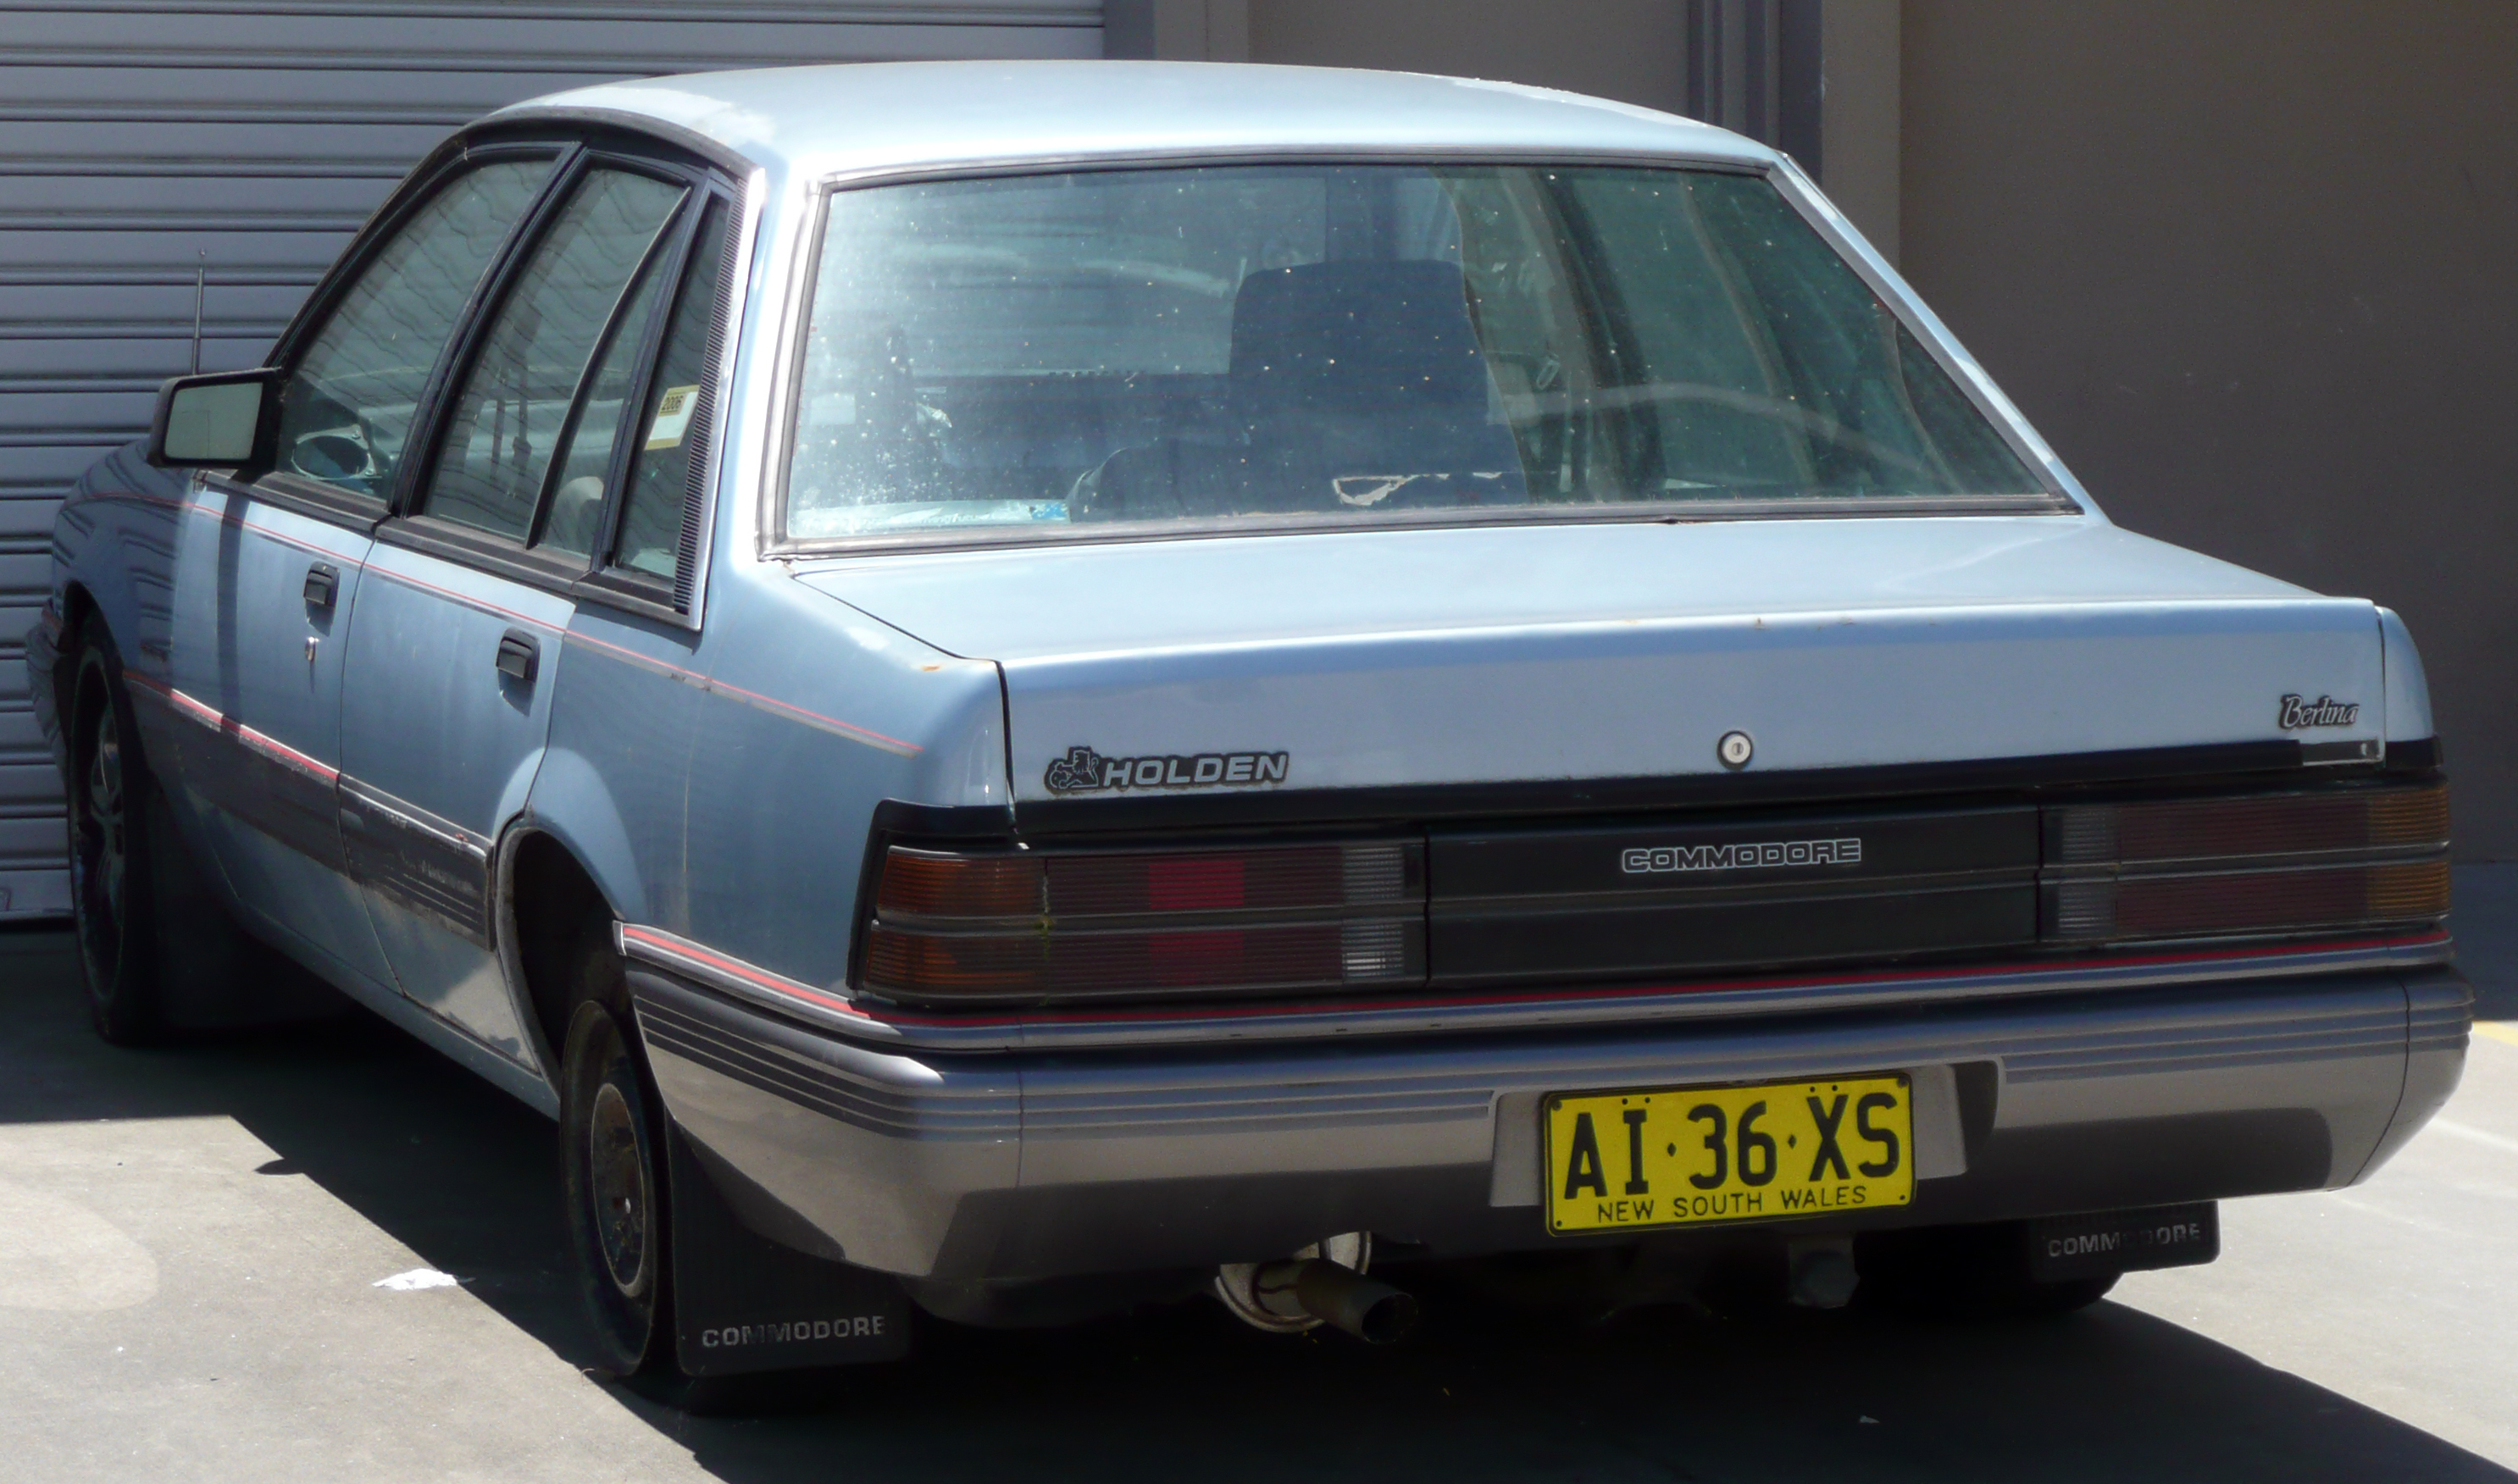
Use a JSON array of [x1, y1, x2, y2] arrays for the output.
[[861, 840, 1423, 1006], [2041, 784, 2449, 944]]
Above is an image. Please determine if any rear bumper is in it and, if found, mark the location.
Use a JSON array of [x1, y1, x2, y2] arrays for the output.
[[630, 961, 2470, 1283]]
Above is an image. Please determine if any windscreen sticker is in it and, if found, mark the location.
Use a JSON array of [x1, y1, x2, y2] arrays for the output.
[[1043, 745, 1287, 794], [644, 385, 701, 451]]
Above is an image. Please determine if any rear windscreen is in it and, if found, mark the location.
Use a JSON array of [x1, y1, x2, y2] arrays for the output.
[[781, 163, 2047, 543]]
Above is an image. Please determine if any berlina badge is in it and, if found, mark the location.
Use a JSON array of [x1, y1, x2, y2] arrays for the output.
[[1044, 744, 1289, 794], [2278, 694, 2360, 730]]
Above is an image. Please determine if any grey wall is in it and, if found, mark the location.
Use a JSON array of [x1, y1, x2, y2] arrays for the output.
[[0, 0, 1101, 916], [1900, 1, 2518, 859], [1817, 0, 1900, 260], [1249, 0, 1687, 113]]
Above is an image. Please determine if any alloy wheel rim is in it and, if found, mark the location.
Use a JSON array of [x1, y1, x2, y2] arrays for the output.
[[75, 700, 128, 960], [587, 1077, 652, 1298]]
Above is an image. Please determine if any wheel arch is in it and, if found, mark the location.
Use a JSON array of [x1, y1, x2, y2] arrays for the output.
[[496, 822, 628, 1094], [56, 578, 98, 640], [40, 581, 102, 761], [500, 721, 664, 1063]]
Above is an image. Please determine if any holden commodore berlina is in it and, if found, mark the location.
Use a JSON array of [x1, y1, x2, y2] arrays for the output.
[[29, 62, 2466, 1396]]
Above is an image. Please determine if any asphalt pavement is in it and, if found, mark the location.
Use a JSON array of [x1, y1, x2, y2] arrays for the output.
[[1, 873, 2513, 1483]]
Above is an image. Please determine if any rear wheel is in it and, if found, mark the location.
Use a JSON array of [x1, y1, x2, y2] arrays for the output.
[[557, 914, 790, 1413], [551, 920, 866, 1418], [560, 916, 668, 1375]]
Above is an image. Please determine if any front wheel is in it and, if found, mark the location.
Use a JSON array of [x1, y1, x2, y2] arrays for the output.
[[66, 628, 344, 1044], [69, 633, 165, 1044]]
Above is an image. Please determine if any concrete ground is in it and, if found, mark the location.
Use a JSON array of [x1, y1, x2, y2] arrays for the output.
[[1, 875, 2513, 1482]]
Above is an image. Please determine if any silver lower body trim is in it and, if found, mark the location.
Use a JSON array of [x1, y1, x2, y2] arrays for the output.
[[630, 961, 2469, 1283]]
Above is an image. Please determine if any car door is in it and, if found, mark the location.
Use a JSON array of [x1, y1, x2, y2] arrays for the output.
[[336, 155, 699, 1064], [164, 151, 561, 990], [539, 191, 738, 943]]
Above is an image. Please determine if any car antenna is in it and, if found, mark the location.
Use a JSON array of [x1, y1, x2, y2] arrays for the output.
[[189, 249, 206, 376]]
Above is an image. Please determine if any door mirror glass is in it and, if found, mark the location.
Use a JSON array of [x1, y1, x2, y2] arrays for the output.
[[150, 369, 276, 467]]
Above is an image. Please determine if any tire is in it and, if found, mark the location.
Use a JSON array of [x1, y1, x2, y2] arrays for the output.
[[555, 914, 847, 1415], [559, 912, 668, 1376], [1855, 1222, 2118, 1321], [68, 631, 169, 1044], [66, 628, 343, 1044]]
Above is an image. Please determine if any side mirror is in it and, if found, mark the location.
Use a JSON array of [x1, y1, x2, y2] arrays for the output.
[[148, 368, 280, 468]]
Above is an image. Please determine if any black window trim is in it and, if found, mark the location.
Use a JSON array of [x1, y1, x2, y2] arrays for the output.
[[393, 148, 693, 529], [584, 181, 743, 621], [207, 114, 749, 636], [514, 164, 698, 555], [365, 137, 746, 629], [575, 186, 713, 605], [373, 511, 593, 594], [248, 136, 581, 529]]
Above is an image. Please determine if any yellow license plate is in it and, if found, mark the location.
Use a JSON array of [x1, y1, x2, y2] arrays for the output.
[[1544, 1074, 1914, 1233]]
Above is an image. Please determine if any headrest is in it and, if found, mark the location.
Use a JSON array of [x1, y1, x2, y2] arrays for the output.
[[1229, 261, 1489, 415]]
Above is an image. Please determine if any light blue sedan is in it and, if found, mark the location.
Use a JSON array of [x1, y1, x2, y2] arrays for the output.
[[29, 61, 2465, 1402]]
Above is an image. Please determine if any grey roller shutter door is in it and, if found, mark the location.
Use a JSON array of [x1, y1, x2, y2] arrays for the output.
[[0, 0, 1101, 917]]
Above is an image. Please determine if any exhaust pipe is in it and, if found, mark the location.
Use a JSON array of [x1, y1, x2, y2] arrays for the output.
[[1254, 1258, 1420, 1344], [1212, 1232, 1419, 1343]]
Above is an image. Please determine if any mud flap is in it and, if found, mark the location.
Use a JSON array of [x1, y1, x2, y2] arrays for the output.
[[666, 1127, 912, 1376], [2025, 1201, 2220, 1282]]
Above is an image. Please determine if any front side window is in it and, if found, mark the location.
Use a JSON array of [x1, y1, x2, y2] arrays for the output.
[[272, 158, 555, 501], [423, 167, 688, 541], [782, 164, 2046, 544]]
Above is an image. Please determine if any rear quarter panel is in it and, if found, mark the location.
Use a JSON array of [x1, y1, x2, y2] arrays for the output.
[[676, 565, 1007, 995]]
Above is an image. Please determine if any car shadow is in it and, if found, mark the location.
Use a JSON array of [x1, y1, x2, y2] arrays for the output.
[[2, 923, 2509, 1484], [2453, 866, 2518, 1022]]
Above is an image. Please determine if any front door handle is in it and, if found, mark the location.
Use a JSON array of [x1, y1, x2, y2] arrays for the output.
[[495, 628, 539, 684], [303, 562, 339, 612]]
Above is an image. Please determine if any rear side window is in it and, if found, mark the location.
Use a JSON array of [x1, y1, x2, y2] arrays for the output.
[[611, 198, 729, 584], [271, 158, 554, 501], [423, 168, 688, 540], [533, 263, 667, 560]]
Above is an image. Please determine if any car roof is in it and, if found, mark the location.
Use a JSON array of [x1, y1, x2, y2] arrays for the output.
[[494, 59, 1772, 181]]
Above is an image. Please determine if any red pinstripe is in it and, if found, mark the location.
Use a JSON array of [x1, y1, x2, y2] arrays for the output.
[[123, 672, 341, 784], [98, 487, 921, 758], [619, 925, 872, 1021]]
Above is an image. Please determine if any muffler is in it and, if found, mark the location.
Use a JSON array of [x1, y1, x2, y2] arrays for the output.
[[1260, 1259, 1420, 1343], [1213, 1232, 1420, 1343]]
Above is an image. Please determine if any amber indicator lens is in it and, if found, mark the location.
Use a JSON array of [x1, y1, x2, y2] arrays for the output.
[[875, 850, 1042, 919], [862, 926, 1042, 994]]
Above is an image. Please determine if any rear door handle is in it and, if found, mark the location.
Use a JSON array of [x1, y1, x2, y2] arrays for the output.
[[303, 562, 339, 612], [495, 628, 540, 684]]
